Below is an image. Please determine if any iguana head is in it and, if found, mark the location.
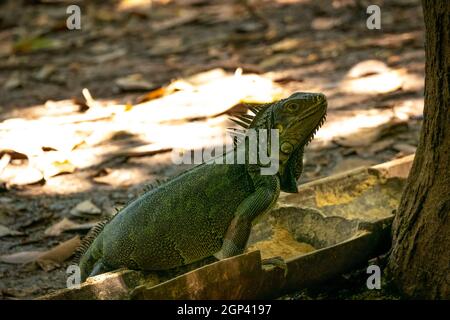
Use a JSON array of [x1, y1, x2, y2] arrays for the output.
[[272, 92, 327, 192], [230, 92, 327, 192]]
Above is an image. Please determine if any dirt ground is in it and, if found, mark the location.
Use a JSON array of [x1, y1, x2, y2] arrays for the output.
[[0, 0, 424, 299]]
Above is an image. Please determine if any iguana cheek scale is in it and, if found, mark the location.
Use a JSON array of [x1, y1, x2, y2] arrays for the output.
[[76, 92, 327, 281]]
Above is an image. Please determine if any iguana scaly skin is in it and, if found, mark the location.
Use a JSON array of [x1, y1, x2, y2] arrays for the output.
[[78, 92, 327, 281]]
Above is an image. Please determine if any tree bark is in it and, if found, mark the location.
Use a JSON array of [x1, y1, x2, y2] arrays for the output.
[[386, 0, 450, 299]]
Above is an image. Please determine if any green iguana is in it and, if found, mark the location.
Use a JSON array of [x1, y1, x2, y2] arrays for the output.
[[76, 92, 327, 281]]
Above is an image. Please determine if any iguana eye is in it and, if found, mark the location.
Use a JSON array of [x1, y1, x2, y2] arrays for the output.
[[286, 102, 299, 112], [281, 142, 293, 154]]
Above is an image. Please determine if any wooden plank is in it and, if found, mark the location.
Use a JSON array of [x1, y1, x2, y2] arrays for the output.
[[131, 251, 264, 300], [38, 269, 154, 300]]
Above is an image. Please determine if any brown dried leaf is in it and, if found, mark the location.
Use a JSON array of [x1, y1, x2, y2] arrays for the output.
[[311, 17, 343, 31], [70, 200, 101, 217], [44, 218, 79, 237], [0, 153, 11, 175], [151, 10, 198, 32], [34, 64, 56, 81], [130, 70, 282, 122], [115, 74, 156, 92], [271, 38, 304, 53], [117, 0, 152, 14], [347, 60, 390, 78], [343, 60, 404, 94], [43, 159, 76, 178], [36, 236, 81, 271], [7, 166, 44, 187], [0, 39, 13, 58], [0, 251, 43, 264], [136, 87, 167, 103], [65, 221, 100, 233]]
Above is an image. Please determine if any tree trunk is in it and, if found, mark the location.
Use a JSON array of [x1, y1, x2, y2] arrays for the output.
[[386, 0, 450, 299]]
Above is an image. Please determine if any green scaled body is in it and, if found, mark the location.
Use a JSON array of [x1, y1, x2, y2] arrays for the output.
[[78, 92, 327, 281]]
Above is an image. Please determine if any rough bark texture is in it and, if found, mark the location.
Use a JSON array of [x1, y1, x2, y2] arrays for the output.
[[387, 0, 450, 299]]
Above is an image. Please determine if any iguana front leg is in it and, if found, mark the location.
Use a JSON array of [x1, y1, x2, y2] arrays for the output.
[[214, 174, 280, 259]]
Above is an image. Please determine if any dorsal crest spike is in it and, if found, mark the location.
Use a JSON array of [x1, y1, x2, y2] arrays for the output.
[[234, 115, 252, 124], [238, 114, 255, 121], [226, 128, 246, 137], [249, 106, 260, 114], [141, 178, 168, 195], [230, 117, 250, 129], [228, 102, 270, 131], [73, 218, 111, 264]]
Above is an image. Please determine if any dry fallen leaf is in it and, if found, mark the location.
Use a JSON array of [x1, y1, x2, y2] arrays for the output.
[[127, 69, 282, 123], [34, 64, 56, 81], [37, 236, 81, 271], [0, 38, 13, 58], [7, 166, 44, 187], [151, 9, 198, 32], [124, 103, 133, 112], [44, 218, 79, 237], [0, 236, 82, 270], [347, 60, 391, 78], [115, 74, 156, 92], [64, 221, 100, 233], [0, 153, 11, 175], [92, 167, 152, 187], [45, 218, 101, 237], [3, 72, 22, 90], [342, 60, 404, 94], [117, 0, 153, 14], [43, 159, 76, 178], [0, 251, 43, 264], [136, 87, 167, 103], [311, 17, 343, 31], [0, 224, 23, 238], [271, 38, 303, 53], [70, 200, 102, 217], [91, 48, 127, 64]]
